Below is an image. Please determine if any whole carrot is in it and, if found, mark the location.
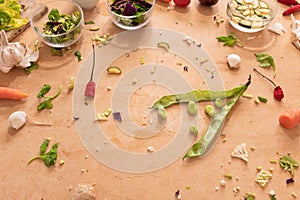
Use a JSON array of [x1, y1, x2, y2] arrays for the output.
[[0, 86, 28, 100], [279, 108, 300, 129], [283, 4, 300, 15], [277, 0, 299, 6]]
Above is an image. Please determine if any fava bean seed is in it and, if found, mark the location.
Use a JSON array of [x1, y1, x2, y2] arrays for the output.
[[187, 101, 197, 115], [189, 125, 198, 136]]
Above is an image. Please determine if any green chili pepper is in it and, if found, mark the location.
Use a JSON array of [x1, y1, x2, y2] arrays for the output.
[[183, 76, 251, 159], [151, 84, 248, 109]]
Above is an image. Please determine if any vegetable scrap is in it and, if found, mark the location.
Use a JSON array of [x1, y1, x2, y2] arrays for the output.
[[85, 45, 96, 97], [244, 192, 256, 200], [258, 96, 268, 103], [255, 169, 272, 187], [0, 30, 39, 73], [183, 76, 251, 159], [269, 190, 276, 200], [268, 22, 286, 35], [205, 105, 216, 117], [147, 146, 154, 152], [70, 183, 96, 200], [74, 51, 82, 61], [96, 108, 112, 121], [254, 53, 276, 77], [92, 33, 112, 46], [88, 26, 100, 31], [68, 76, 75, 90], [278, 108, 300, 129], [107, 66, 122, 74], [227, 53, 241, 69], [28, 138, 59, 167], [0, 0, 28, 31], [231, 143, 248, 162], [213, 14, 224, 26], [286, 177, 295, 184], [175, 190, 181, 200], [0, 86, 28, 100], [24, 62, 39, 74], [216, 33, 244, 47], [253, 68, 284, 101], [37, 84, 51, 98], [279, 155, 299, 176], [183, 66, 188, 71], [183, 35, 194, 45], [157, 106, 167, 120], [85, 21, 95, 24], [157, 42, 170, 51], [37, 85, 63, 110], [113, 112, 122, 122]]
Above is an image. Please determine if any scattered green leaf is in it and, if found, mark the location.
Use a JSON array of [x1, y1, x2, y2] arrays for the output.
[[85, 20, 95, 24], [37, 85, 62, 110], [24, 62, 39, 74], [258, 96, 268, 103], [28, 139, 59, 167], [254, 53, 276, 77], [74, 50, 82, 61], [216, 33, 244, 47], [37, 84, 51, 98]]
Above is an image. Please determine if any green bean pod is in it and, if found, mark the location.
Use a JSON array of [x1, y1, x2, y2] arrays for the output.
[[183, 76, 251, 160], [151, 84, 248, 109]]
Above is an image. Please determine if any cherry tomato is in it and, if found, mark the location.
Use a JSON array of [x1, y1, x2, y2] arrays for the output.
[[173, 0, 191, 7]]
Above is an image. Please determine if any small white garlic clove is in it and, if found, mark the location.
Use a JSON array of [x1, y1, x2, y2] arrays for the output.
[[8, 111, 27, 130], [227, 54, 241, 69]]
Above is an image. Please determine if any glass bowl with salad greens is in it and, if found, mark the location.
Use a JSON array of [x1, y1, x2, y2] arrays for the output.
[[106, 0, 155, 30], [226, 0, 278, 33], [30, 0, 84, 48]]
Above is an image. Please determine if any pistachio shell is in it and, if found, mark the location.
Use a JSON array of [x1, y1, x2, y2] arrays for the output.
[[9, 111, 27, 130]]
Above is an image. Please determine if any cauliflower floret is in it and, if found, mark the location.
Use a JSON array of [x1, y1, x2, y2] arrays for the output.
[[231, 143, 248, 162]]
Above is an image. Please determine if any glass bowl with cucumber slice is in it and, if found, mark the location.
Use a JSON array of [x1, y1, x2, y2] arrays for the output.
[[226, 0, 278, 33]]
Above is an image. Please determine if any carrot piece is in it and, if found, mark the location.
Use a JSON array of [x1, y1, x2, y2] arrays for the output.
[[0, 86, 28, 100], [279, 109, 300, 129]]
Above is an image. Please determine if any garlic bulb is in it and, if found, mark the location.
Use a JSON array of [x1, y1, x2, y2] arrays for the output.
[[0, 30, 39, 73], [9, 111, 27, 130], [227, 54, 241, 69]]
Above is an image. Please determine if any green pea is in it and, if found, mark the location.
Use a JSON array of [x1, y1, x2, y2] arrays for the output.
[[187, 101, 197, 115], [215, 98, 224, 109], [205, 105, 216, 117], [189, 125, 198, 136], [157, 106, 167, 120]]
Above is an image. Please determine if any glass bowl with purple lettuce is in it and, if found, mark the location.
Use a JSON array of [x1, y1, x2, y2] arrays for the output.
[[106, 0, 155, 30]]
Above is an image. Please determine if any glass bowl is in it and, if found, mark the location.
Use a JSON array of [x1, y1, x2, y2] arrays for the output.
[[106, 0, 155, 30], [226, 0, 278, 33], [30, 0, 84, 48]]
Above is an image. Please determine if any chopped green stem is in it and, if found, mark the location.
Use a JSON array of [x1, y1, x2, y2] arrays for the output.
[[183, 75, 251, 159], [151, 84, 247, 109]]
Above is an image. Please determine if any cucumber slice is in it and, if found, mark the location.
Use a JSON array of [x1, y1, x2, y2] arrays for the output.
[[251, 21, 264, 29], [239, 20, 252, 28], [231, 16, 242, 23], [242, 9, 251, 16], [237, 5, 248, 10], [259, 0, 269, 8]]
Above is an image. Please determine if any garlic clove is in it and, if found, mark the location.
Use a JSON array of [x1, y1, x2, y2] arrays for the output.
[[8, 111, 27, 130], [227, 54, 241, 69]]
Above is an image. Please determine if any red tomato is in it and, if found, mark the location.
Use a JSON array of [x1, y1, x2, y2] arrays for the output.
[[173, 0, 191, 7]]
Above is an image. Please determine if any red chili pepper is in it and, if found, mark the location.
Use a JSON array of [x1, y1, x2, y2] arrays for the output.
[[274, 86, 284, 101], [283, 4, 300, 15], [277, 0, 299, 6], [253, 68, 285, 101]]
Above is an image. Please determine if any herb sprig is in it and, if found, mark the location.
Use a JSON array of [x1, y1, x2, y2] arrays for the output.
[[255, 53, 276, 77], [216, 33, 244, 47]]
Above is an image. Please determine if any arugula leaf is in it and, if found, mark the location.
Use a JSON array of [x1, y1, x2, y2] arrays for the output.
[[37, 84, 51, 98], [37, 85, 62, 110], [254, 53, 276, 77], [48, 8, 60, 21], [28, 139, 59, 167], [40, 138, 50, 155], [216, 33, 244, 47]]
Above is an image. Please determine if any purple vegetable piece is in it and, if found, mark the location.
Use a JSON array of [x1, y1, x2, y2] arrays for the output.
[[113, 112, 122, 122], [286, 178, 295, 184], [123, 2, 137, 16]]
